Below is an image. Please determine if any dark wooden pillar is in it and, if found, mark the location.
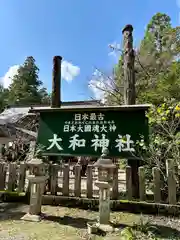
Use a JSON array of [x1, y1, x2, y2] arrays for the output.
[[122, 24, 136, 105], [122, 25, 139, 198], [51, 56, 62, 108], [50, 56, 62, 163]]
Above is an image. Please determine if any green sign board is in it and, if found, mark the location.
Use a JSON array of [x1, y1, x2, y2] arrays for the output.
[[35, 106, 149, 158]]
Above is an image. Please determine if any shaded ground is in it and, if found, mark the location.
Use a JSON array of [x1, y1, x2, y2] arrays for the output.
[[0, 203, 180, 239]]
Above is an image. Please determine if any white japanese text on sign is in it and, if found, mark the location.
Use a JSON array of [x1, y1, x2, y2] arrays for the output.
[[46, 112, 135, 153]]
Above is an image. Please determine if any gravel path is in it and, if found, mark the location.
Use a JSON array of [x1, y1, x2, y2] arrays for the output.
[[0, 203, 180, 239], [0, 233, 27, 240]]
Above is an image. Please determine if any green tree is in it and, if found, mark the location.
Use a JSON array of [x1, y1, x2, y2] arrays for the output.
[[38, 87, 51, 105], [106, 57, 124, 105], [136, 13, 180, 104], [144, 13, 171, 53], [8, 56, 49, 105], [101, 13, 180, 106], [90, 12, 180, 203], [136, 100, 180, 199], [0, 85, 9, 112]]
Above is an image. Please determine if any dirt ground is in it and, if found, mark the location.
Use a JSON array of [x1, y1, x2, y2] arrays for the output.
[[0, 203, 180, 239]]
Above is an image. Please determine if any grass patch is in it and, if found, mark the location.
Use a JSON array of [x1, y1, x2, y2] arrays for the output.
[[0, 191, 27, 203], [42, 195, 180, 216], [2, 193, 180, 217], [0, 190, 25, 196]]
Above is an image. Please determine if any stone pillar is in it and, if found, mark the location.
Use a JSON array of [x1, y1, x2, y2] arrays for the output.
[[93, 149, 115, 229], [21, 158, 48, 222], [96, 181, 111, 224], [28, 176, 47, 216]]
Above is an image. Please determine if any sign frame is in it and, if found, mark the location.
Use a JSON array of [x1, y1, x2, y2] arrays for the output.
[[30, 104, 150, 158]]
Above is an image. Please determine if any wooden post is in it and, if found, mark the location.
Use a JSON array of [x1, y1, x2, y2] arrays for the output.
[[8, 163, 17, 191], [152, 167, 161, 203], [51, 56, 62, 108], [49, 164, 58, 195], [86, 165, 93, 198], [50, 55, 62, 163], [138, 166, 146, 201], [18, 163, 26, 192], [122, 24, 135, 105], [0, 163, 6, 190], [74, 164, 81, 197], [122, 25, 139, 198], [126, 166, 132, 200], [112, 164, 119, 200], [63, 164, 70, 196], [167, 160, 176, 205]]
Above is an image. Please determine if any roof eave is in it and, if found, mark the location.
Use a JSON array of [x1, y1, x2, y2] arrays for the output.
[[29, 104, 151, 113], [6, 100, 102, 109]]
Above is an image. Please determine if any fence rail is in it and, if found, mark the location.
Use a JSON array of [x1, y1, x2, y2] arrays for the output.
[[0, 162, 178, 205]]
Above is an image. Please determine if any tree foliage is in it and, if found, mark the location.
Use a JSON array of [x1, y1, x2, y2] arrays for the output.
[[8, 56, 50, 106], [135, 99, 180, 196], [136, 13, 180, 104], [0, 85, 9, 111], [92, 13, 180, 106], [0, 56, 50, 111], [90, 13, 180, 197], [134, 15, 180, 193]]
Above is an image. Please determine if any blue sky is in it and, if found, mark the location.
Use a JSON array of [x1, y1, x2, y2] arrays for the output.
[[0, 0, 179, 102]]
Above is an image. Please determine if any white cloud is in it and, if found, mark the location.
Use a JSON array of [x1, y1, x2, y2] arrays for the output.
[[108, 42, 121, 53], [108, 42, 122, 63], [0, 65, 20, 88], [61, 60, 80, 82], [88, 69, 111, 103], [0, 60, 80, 89], [89, 78, 106, 103]]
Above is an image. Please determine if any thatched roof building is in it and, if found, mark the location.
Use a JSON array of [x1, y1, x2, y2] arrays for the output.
[[0, 100, 102, 144]]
